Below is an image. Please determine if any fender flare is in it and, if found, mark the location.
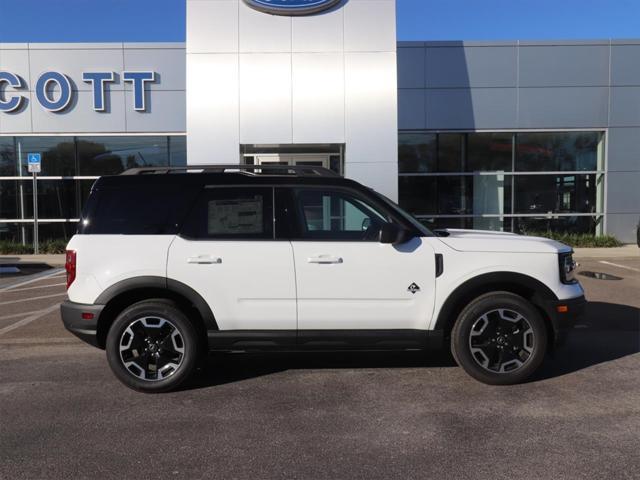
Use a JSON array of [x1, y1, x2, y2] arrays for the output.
[[433, 271, 559, 332], [95, 276, 217, 330]]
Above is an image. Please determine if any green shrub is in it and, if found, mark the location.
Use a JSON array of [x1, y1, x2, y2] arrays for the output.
[[0, 241, 34, 255], [40, 239, 68, 254], [0, 239, 69, 255], [521, 231, 622, 248]]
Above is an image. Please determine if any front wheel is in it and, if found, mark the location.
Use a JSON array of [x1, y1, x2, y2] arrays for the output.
[[451, 292, 547, 385], [106, 299, 199, 393]]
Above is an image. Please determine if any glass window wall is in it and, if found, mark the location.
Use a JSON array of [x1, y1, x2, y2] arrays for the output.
[[0, 135, 186, 243], [399, 131, 604, 235]]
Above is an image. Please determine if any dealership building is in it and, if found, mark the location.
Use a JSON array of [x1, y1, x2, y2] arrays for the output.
[[0, 0, 639, 243]]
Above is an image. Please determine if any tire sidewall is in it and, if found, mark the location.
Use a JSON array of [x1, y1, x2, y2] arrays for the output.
[[452, 293, 547, 385], [106, 300, 199, 393]]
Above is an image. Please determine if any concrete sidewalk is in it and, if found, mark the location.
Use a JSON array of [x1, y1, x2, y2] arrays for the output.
[[573, 244, 638, 259], [0, 245, 637, 268]]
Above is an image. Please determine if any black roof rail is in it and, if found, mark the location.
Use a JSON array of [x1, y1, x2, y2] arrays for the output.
[[121, 164, 341, 178]]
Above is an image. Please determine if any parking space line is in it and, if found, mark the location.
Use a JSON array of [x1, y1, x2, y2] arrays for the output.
[[599, 261, 640, 273], [4, 282, 66, 293], [0, 292, 67, 306], [0, 268, 65, 293], [0, 337, 78, 345], [0, 310, 48, 321], [0, 304, 61, 336]]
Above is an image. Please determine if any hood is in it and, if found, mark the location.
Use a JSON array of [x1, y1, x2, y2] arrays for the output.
[[435, 229, 571, 254]]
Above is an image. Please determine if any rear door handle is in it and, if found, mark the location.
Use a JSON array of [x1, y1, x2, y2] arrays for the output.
[[187, 255, 222, 265], [308, 255, 343, 264]]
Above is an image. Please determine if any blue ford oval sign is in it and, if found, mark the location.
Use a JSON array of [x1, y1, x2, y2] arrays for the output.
[[243, 0, 342, 16]]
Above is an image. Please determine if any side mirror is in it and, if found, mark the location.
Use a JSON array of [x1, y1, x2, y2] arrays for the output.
[[379, 223, 412, 245]]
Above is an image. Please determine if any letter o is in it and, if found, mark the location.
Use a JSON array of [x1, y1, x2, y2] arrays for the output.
[[35, 71, 73, 112]]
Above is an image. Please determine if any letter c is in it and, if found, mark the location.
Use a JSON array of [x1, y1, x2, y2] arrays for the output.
[[0, 72, 24, 112]]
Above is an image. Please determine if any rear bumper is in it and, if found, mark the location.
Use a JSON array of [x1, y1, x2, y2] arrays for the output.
[[60, 300, 105, 348], [543, 295, 587, 346]]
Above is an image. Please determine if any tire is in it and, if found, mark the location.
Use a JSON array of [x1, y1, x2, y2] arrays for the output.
[[451, 292, 547, 385], [106, 299, 200, 393]]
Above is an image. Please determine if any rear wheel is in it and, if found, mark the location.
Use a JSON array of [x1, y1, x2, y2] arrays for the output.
[[106, 299, 199, 393], [451, 292, 547, 385]]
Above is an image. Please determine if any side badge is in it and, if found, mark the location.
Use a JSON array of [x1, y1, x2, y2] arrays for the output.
[[408, 283, 421, 294]]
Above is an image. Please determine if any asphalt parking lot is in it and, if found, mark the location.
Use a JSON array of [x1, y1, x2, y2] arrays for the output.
[[1, 255, 639, 479]]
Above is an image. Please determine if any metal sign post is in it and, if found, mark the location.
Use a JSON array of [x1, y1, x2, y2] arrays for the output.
[[27, 153, 41, 254]]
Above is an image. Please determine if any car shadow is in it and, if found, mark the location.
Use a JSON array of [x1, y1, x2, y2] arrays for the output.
[[183, 301, 639, 390], [185, 349, 457, 391], [534, 301, 640, 381]]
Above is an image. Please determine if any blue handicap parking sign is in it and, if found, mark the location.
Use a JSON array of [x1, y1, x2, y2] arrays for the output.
[[27, 152, 42, 172]]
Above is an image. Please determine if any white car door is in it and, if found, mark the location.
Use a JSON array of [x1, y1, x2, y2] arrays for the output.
[[167, 186, 296, 331], [289, 187, 436, 331]]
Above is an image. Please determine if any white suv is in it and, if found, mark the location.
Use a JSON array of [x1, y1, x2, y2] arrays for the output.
[[61, 165, 585, 392]]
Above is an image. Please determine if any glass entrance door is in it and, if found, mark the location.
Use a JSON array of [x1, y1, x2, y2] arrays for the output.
[[253, 154, 331, 170]]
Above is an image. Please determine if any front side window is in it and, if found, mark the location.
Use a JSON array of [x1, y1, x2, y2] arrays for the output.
[[181, 187, 273, 240], [293, 189, 389, 241]]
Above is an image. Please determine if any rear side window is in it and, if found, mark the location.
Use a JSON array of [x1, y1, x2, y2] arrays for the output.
[[180, 187, 274, 240], [79, 186, 193, 235]]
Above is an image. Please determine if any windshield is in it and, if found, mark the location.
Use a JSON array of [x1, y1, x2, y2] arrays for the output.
[[369, 189, 433, 237]]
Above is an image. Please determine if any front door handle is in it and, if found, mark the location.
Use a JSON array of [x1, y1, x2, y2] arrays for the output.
[[308, 255, 343, 264], [187, 255, 222, 265]]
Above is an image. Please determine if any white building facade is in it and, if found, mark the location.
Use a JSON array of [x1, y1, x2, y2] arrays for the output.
[[186, 0, 399, 199]]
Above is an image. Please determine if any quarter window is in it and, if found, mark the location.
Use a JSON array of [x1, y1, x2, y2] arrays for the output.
[[80, 187, 184, 235]]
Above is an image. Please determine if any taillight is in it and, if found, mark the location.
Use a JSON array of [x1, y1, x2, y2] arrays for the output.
[[65, 250, 76, 289]]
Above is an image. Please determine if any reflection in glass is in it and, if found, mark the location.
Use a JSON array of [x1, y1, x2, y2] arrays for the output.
[[0, 180, 21, 219], [514, 215, 602, 235], [169, 136, 187, 167], [16, 137, 76, 176], [437, 134, 463, 172], [399, 133, 436, 173], [0, 137, 16, 176], [514, 174, 598, 214], [399, 176, 436, 215], [418, 216, 505, 232], [516, 132, 600, 172], [0, 221, 25, 242], [19, 180, 78, 219], [399, 175, 511, 218], [77, 136, 170, 175], [466, 132, 512, 172], [0, 222, 80, 243]]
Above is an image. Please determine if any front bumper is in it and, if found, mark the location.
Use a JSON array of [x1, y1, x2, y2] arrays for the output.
[[543, 295, 587, 346], [60, 300, 105, 348]]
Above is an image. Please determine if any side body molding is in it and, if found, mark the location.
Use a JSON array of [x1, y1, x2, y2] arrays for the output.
[[94, 276, 218, 330]]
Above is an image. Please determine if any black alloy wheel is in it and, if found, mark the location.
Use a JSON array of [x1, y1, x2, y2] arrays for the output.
[[118, 316, 185, 381], [106, 299, 199, 393], [468, 308, 535, 374], [451, 292, 548, 385]]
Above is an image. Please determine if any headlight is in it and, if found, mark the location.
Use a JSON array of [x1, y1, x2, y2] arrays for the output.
[[559, 252, 577, 284]]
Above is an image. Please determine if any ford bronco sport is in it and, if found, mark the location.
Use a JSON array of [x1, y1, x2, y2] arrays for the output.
[[61, 165, 585, 392]]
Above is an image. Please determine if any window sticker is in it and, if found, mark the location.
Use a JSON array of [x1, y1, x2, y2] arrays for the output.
[[207, 196, 263, 235]]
